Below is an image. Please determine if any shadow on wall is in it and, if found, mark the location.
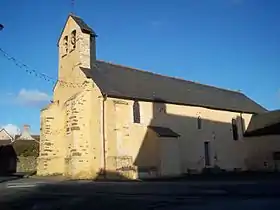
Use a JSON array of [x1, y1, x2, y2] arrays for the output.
[[134, 102, 230, 178], [110, 100, 269, 179], [0, 144, 17, 176]]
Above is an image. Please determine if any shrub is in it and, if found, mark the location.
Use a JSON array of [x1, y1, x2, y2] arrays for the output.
[[12, 140, 39, 157]]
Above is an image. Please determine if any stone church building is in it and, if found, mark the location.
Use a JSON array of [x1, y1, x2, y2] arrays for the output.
[[38, 14, 280, 179]]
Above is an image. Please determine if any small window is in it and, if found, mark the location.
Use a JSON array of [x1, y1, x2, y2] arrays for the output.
[[63, 36, 68, 54], [232, 118, 238, 140], [157, 103, 166, 113], [197, 116, 202, 129], [133, 101, 140, 123], [70, 30, 76, 50]]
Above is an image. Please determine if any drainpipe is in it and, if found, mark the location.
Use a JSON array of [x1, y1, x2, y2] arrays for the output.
[[102, 94, 107, 178], [240, 113, 245, 135]]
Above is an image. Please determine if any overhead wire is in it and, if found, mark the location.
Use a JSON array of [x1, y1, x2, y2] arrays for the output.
[[0, 47, 84, 88]]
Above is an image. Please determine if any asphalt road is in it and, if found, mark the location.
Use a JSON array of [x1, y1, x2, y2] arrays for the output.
[[1, 178, 280, 209]]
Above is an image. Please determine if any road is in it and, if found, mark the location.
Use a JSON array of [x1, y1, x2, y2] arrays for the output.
[[1, 178, 280, 209]]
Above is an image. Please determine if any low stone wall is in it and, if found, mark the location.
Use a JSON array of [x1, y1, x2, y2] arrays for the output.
[[17, 156, 37, 173]]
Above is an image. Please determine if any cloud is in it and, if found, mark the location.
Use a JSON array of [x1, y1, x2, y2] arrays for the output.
[[16, 89, 51, 105], [1, 89, 51, 107], [1, 124, 20, 137]]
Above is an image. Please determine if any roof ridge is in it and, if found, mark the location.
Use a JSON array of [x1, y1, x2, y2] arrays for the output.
[[96, 60, 242, 95], [68, 14, 96, 36], [69, 13, 81, 18]]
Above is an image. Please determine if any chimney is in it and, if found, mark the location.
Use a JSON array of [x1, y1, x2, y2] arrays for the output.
[[23, 124, 30, 132], [16, 124, 35, 141]]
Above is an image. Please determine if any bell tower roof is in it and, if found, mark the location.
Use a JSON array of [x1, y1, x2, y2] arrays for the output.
[[69, 14, 97, 36], [57, 14, 97, 46]]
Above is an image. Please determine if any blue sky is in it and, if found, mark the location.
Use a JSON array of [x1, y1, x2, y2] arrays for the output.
[[0, 0, 279, 135]]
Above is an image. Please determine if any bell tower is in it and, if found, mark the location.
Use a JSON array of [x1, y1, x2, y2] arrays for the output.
[[57, 14, 97, 80]]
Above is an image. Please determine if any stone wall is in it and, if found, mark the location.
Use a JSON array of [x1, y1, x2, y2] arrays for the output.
[[17, 156, 37, 173]]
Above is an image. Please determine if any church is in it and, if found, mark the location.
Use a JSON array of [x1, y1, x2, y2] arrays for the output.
[[37, 14, 280, 179]]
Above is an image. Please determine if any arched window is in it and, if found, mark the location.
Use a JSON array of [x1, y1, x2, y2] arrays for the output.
[[70, 30, 76, 50], [197, 116, 202, 129], [63, 36, 68, 54], [232, 118, 238, 140], [133, 101, 140, 123]]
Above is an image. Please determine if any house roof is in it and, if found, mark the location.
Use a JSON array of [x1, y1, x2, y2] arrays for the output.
[[0, 128, 13, 140], [244, 110, 280, 137], [81, 61, 266, 114], [15, 135, 40, 142]]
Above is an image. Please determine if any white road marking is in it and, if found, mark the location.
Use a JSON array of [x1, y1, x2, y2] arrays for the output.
[[6, 184, 37, 188], [5, 181, 50, 188]]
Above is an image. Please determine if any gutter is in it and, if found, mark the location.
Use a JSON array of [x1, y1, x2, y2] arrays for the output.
[[102, 94, 107, 178]]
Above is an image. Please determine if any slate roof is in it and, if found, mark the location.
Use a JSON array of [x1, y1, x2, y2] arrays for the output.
[[70, 14, 97, 36], [0, 128, 13, 140], [81, 61, 266, 114], [244, 110, 280, 137], [148, 126, 180, 138], [57, 14, 97, 46]]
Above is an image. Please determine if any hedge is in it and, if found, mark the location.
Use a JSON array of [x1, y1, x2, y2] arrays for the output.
[[12, 140, 39, 157]]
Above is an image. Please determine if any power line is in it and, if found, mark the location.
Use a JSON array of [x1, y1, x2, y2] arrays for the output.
[[0, 47, 84, 88]]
